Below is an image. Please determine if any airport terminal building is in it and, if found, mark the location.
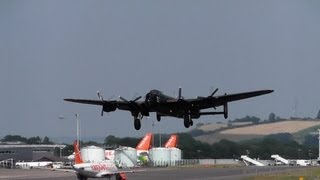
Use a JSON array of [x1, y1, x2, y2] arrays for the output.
[[0, 142, 66, 161]]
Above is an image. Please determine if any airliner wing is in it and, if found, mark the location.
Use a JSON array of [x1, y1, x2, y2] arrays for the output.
[[98, 170, 134, 177]]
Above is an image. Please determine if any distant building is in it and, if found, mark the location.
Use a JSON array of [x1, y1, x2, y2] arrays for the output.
[[0, 143, 66, 161]]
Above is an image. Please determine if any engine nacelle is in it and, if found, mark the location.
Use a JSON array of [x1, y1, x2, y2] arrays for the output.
[[190, 110, 201, 119], [103, 104, 117, 112]]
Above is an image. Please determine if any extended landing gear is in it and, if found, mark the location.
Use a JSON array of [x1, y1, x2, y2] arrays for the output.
[[77, 174, 88, 180], [183, 115, 193, 128], [134, 118, 141, 130], [224, 103, 228, 119], [133, 113, 143, 130], [116, 173, 127, 180]]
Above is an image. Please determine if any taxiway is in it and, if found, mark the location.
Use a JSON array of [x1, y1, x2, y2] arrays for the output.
[[0, 166, 313, 180]]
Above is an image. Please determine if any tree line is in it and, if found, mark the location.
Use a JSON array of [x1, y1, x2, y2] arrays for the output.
[[1, 135, 54, 145], [2, 133, 319, 160]]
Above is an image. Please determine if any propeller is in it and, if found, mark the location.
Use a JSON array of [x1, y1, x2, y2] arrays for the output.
[[210, 88, 219, 109], [119, 95, 142, 103], [97, 91, 104, 116], [119, 95, 142, 117], [97, 91, 104, 101], [210, 88, 219, 97], [197, 88, 219, 99], [177, 87, 185, 101], [195, 88, 219, 109]]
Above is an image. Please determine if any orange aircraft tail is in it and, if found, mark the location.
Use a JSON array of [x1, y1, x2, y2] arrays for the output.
[[164, 134, 178, 148], [73, 140, 84, 164], [136, 133, 153, 151]]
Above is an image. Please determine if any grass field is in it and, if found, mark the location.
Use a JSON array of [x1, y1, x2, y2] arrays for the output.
[[243, 167, 320, 180], [194, 120, 320, 144], [220, 121, 320, 135]]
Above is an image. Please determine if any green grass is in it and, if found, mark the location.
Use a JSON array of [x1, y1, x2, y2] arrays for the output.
[[293, 125, 320, 143], [243, 167, 320, 180]]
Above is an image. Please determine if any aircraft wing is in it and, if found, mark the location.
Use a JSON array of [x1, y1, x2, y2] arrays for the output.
[[213, 90, 274, 105], [64, 98, 143, 112], [64, 99, 107, 106], [98, 170, 135, 177], [158, 90, 273, 110], [191, 90, 274, 108]]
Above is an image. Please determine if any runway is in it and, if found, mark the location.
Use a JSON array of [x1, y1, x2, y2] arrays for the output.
[[0, 166, 313, 180]]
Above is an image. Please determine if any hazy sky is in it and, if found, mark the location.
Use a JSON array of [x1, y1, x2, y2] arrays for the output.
[[1, 1, 320, 139]]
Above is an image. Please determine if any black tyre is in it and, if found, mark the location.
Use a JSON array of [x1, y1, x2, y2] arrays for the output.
[[134, 119, 141, 130]]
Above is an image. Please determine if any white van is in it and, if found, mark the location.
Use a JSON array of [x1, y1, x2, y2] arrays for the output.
[[296, 160, 311, 166]]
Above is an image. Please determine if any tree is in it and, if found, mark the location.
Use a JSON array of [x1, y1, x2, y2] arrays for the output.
[[233, 116, 260, 124], [104, 135, 120, 145], [268, 113, 276, 122], [42, 136, 53, 144], [27, 136, 42, 144], [1, 135, 27, 143]]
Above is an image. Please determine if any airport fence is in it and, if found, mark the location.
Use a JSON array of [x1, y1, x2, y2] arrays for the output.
[[0, 159, 15, 169], [149, 159, 200, 167], [148, 159, 241, 167]]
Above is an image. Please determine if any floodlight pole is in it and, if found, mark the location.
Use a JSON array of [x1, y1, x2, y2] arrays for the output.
[[318, 129, 320, 160], [58, 116, 65, 158], [151, 119, 155, 148]]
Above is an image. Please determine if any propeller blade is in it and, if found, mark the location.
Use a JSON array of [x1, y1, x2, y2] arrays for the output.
[[132, 96, 142, 102], [119, 96, 129, 103], [178, 87, 182, 99], [97, 91, 104, 101], [210, 88, 219, 97], [101, 109, 104, 116]]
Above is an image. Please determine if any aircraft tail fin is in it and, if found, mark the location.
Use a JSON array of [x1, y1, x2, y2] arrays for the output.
[[73, 140, 84, 164], [164, 134, 178, 148], [136, 133, 153, 151]]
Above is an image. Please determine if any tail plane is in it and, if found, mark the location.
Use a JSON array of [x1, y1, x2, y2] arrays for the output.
[[164, 134, 178, 148], [136, 133, 152, 151], [73, 140, 84, 164]]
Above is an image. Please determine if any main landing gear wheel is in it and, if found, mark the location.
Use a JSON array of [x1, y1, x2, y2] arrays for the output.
[[183, 115, 192, 128], [116, 173, 127, 180], [134, 118, 141, 130], [183, 115, 194, 128], [184, 119, 190, 128], [77, 174, 88, 180]]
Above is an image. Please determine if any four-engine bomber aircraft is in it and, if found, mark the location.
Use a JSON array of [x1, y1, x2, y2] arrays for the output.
[[64, 88, 273, 130]]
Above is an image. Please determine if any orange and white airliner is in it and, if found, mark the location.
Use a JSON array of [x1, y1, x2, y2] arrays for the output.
[[136, 132, 153, 155], [164, 134, 178, 148], [135, 133, 152, 164], [73, 141, 132, 180]]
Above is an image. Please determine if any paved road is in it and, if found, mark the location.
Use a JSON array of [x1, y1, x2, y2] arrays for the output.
[[0, 166, 313, 180]]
